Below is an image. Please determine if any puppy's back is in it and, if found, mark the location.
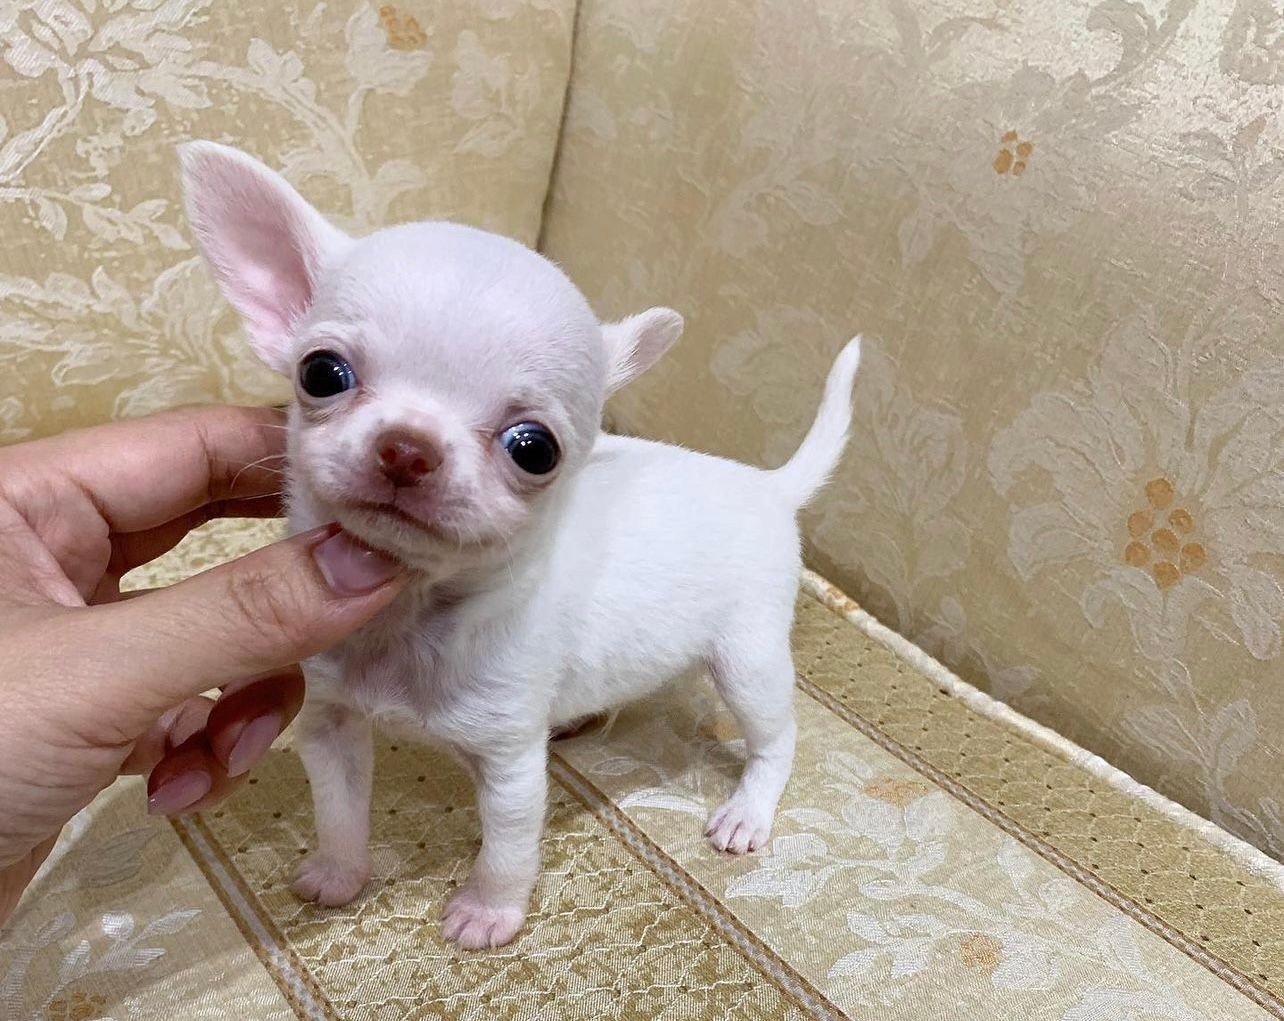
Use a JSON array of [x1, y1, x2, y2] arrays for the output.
[[538, 434, 803, 713]]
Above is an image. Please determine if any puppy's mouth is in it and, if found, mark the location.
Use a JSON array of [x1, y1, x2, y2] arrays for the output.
[[350, 500, 449, 539]]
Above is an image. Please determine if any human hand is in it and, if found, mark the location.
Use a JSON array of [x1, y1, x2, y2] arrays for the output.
[[0, 406, 405, 922]]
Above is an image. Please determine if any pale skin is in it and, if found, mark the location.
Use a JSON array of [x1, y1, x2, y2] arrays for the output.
[[0, 405, 406, 925]]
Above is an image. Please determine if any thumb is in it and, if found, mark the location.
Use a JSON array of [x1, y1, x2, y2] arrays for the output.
[[79, 526, 403, 732]]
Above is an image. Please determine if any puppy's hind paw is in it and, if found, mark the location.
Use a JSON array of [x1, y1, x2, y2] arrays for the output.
[[291, 853, 369, 907], [705, 799, 773, 855], [442, 886, 525, 950]]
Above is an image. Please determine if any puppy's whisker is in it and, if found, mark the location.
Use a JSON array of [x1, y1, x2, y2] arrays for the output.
[[225, 489, 284, 503], [217, 453, 287, 464], [233, 466, 286, 478], [227, 453, 289, 490], [496, 530, 518, 591]]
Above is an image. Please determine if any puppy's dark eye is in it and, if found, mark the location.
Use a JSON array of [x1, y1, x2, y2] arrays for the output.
[[501, 423, 559, 475], [298, 350, 356, 399]]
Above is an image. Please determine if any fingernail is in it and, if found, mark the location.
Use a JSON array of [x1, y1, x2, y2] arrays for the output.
[[312, 530, 401, 595], [227, 712, 282, 778], [169, 710, 207, 750], [147, 770, 212, 815]]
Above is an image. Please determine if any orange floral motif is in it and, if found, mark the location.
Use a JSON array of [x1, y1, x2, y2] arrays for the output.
[[1121, 477, 1209, 589], [46, 991, 107, 1021], [959, 933, 1002, 974], [993, 130, 1034, 176], [863, 777, 932, 807], [378, 5, 428, 50]]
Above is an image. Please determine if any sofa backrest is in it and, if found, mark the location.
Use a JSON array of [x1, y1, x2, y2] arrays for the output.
[[0, 0, 575, 441], [541, 0, 1284, 859]]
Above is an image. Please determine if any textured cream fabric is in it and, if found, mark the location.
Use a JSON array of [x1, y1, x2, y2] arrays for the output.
[[4, 10, 1282, 1015], [0, 0, 575, 441], [558, 667, 1270, 1018], [2, 777, 295, 1021], [541, 0, 1284, 858], [2, 518, 1277, 1019]]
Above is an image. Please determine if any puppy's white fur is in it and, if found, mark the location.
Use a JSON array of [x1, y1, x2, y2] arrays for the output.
[[181, 142, 862, 950]]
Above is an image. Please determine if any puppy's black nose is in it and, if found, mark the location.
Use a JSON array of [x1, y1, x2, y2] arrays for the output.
[[376, 429, 442, 487]]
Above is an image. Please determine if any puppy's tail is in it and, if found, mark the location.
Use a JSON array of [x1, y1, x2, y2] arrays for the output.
[[771, 336, 862, 509]]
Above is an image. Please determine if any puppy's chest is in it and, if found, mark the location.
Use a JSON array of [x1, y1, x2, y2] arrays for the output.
[[325, 609, 485, 732]]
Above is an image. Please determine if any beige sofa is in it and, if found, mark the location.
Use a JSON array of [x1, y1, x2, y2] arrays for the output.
[[2, 1, 1281, 1017]]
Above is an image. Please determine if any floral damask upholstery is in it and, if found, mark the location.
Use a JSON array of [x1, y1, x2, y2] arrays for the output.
[[5, 518, 1282, 1018], [2, 1, 1283, 1018], [541, 0, 1284, 859], [0, 0, 573, 439]]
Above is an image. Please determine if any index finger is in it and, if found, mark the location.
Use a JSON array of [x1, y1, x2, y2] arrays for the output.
[[4, 405, 288, 533]]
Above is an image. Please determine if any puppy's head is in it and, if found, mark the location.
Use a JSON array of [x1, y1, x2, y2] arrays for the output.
[[180, 142, 681, 566]]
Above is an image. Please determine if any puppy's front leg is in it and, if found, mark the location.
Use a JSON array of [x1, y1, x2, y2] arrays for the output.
[[291, 700, 374, 907], [442, 740, 547, 950]]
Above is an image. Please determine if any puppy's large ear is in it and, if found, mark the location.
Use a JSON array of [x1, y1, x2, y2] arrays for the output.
[[180, 141, 351, 374], [601, 307, 683, 393]]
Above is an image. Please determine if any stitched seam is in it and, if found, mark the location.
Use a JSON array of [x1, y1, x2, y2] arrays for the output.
[[533, 0, 582, 253], [550, 753, 848, 1021], [796, 675, 1283, 1016], [170, 815, 340, 1021]]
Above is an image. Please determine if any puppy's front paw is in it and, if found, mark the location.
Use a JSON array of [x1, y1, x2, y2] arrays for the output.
[[291, 853, 369, 906], [441, 885, 525, 949], [705, 798, 773, 854]]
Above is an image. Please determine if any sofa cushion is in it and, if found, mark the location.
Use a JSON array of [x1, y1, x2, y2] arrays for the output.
[[3, 519, 1279, 1018], [538, 0, 1284, 861], [0, 0, 575, 442]]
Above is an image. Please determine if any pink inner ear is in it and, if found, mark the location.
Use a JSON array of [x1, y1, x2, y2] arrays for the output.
[[207, 207, 314, 371], [605, 309, 683, 392], [234, 223, 312, 347], [184, 145, 332, 372]]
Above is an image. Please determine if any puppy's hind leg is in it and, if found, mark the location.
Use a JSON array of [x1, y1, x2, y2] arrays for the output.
[[703, 622, 797, 854]]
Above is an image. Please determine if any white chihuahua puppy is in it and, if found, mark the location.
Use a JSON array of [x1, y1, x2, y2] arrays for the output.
[[181, 142, 861, 949]]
